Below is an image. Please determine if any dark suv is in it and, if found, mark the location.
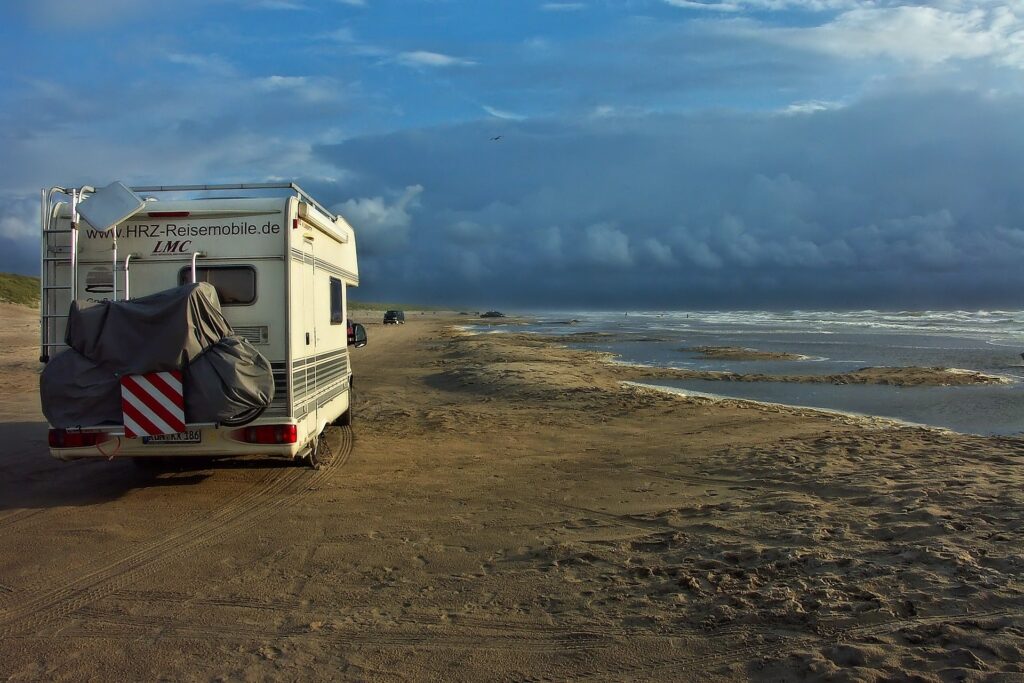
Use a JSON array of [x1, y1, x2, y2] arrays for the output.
[[383, 310, 405, 325]]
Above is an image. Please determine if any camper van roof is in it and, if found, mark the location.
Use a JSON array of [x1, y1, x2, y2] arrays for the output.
[[129, 182, 336, 222]]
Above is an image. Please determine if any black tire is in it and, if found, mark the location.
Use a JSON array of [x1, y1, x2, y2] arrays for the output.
[[303, 437, 322, 470], [133, 456, 212, 471], [335, 379, 354, 426], [132, 456, 168, 470]]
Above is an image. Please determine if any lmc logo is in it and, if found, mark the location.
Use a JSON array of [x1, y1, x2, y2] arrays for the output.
[[152, 240, 193, 254]]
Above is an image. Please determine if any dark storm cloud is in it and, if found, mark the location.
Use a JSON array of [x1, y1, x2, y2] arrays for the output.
[[317, 89, 1024, 309]]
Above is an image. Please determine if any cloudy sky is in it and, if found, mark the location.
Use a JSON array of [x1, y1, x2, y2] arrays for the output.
[[2, 0, 1023, 309]]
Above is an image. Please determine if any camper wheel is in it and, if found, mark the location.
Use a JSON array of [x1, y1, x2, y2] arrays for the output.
[[300, 432, 323, 470], [334, 378, 354, 426], [132, 456, 169, 470]]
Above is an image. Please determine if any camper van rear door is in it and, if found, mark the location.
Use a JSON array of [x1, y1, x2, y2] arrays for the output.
[[301, 238, 317, 423]]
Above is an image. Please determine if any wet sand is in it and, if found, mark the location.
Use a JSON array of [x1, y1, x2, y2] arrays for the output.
[[495, 332, 1003, 386], [628, 364, 1005, 387], [685, 346, 808, 361], [1, 308, 1022, 680]]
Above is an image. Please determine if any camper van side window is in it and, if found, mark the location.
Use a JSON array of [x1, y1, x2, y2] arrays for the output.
[[329, 277, 343, 324], [178, 266, 257, 306]]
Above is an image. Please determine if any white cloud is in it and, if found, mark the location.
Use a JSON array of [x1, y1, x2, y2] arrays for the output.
[[0, 69, 358, 200], [663, 0, 742, 12], [716, 214, 760, 267], [537, 225, 564, 262], [447, 247, 485, 281], [258, 75, 309, 89], [849, 210, 961, 269], [677, 234, 724, 269], [542, 3, 586, 11], [445, 220, 500, 245], [253, 75, 346, 103], [738, 4, 1024, 69], [16, 0, 173, 26], [314, 27, 389, 58], [395, 51, 476, 68], [640, 237, 676, 266], [663, 0, 869, 11], [163, 51, 235, 77], [587, 104, 652, 119], [665, 1, 1024, 72], [523, 37, 553, 52], [782, 99, 843, 114], [582, 223, 633, 267], [482, 105, 526, 120], [251, 0, 306, 9], [323, 27, 355, 42], [336, 185, 423, 254], [0, 197, 37, 241]]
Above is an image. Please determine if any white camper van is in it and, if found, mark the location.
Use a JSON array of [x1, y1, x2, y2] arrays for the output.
[[40, 182, 367, 466]]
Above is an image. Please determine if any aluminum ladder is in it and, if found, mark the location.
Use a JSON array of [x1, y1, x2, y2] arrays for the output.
[[39, 187, 82, 363]]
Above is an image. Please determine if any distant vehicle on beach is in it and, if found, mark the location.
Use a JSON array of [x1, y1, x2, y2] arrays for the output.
[[480, 311, 505, 318], [383, 310, 405, 325]]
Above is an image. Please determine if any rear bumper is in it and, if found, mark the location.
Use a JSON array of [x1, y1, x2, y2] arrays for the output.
[[48, 420, 313, 461]]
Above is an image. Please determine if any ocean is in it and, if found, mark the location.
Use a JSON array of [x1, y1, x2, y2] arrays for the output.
[[497, 310, 1024, 436]]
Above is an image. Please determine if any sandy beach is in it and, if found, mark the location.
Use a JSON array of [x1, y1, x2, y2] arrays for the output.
[[1, 307, 1023, 681]]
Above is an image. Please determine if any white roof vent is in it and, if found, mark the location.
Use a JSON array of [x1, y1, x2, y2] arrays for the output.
[[77, 181, 145, 232]]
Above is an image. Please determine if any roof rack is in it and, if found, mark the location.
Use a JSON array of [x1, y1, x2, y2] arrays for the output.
[[129, 183, 336, 222]]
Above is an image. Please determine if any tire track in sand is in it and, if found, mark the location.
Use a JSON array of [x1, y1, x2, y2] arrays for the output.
[[0, 508, 47, 531], [64, 604, 609, 653], [0, 466, 286, 612], [0, 427, 352, 638], [0, 467, 281, 611]]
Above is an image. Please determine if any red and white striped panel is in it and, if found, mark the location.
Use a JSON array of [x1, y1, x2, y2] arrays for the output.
[[120, 371, 186, 438]]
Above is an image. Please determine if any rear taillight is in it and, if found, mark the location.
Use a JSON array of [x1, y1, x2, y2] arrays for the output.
[[239, 425, 298, 444], [48, 429, 109, 448]]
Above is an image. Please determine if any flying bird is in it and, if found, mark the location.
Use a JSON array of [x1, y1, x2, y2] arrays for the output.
[[490, 135, 502, 141]]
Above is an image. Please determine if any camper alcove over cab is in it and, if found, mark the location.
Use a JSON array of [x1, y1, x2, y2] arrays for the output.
[[40, 182, 365, 466]]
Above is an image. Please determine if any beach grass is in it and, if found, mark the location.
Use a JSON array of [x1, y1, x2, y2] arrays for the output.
[[0, 273, 39, 307]]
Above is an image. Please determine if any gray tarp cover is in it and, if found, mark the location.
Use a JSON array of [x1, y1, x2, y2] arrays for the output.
[[65, 282, 232, 373], [184, 336, 274, 424], [41, 283, 274, 429]]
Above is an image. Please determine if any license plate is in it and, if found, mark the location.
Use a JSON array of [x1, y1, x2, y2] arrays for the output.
[[143, 430, 202, 445]]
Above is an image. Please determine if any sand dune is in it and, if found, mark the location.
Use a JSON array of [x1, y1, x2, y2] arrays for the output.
[[0, 312, 1021, 680]]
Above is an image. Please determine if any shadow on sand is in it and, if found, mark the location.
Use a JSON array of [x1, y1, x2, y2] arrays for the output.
[[0, 420, 297, 511]]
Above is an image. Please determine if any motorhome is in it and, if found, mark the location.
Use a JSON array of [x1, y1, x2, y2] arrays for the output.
[[40, 182, 366, 466]]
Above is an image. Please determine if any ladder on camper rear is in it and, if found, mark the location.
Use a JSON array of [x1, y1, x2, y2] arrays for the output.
[[39, 187, 79, 363]]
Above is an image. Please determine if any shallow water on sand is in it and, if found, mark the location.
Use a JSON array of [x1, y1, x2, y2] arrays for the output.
[[512, 310, 1024, 436]]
